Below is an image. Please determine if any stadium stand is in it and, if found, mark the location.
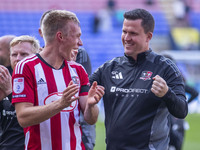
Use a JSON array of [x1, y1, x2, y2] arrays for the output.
[[0, 0, 199, 72]]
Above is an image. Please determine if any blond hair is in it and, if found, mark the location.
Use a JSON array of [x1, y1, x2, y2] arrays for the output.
[[10, 35, 40, 53], [41, 10, 80, 43]]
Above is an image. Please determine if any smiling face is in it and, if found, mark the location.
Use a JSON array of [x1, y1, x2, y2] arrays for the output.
[[59, 21, 83, 61], [121, 19, 152, 60]]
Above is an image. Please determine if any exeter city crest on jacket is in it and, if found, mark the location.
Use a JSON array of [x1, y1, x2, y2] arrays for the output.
[[140, 71, 153, 81]]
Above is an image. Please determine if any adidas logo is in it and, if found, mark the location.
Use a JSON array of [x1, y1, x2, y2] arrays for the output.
[[37, 78, 46, 84], [111, 71, 123, 79], [3, 97, 9, 101]]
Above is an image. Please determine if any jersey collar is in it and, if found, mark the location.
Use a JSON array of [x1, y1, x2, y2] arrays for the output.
[[36, 53, 65, 69]]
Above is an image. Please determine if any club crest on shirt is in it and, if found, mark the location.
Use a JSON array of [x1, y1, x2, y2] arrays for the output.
[[13, 77, 24, 94], [44, 92, 78, 112], [140, 71, 153, 81], [72, 76, 80, 85]]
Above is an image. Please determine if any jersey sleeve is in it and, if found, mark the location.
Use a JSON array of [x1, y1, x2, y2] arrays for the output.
[[76, 65, 90, 96], [12, 63, 35, 105]]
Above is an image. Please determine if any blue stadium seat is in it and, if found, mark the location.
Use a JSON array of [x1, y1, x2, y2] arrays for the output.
[[0, 11, 170, 72]]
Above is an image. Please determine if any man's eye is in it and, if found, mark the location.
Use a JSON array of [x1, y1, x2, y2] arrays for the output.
[[12, 54, 17, 57]]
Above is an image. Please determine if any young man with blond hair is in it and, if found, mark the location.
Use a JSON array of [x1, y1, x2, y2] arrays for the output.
[[12, 10, 104, 150]]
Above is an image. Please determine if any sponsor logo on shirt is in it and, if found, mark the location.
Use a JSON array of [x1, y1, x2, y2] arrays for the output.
[[110, 86, 148, 93], [111, 71, 123, 79], [110, 86, 148, 98], [37, 78, 46, 84], [44, 92, 77, 112], [13, 77, 24, 94], [139, 71, 152, 81]]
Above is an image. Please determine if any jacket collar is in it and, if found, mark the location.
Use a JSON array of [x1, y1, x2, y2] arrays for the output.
[[124, 49, 152, 64]]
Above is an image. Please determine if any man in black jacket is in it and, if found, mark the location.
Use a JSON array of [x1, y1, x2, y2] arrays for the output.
[[90, 8, 188, 150]]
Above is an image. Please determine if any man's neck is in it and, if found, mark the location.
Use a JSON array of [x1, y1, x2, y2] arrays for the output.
[[40, 47, 64, 70]]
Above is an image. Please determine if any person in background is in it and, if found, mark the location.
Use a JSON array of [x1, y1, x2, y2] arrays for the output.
[[10, 35, 40, 70], [89, 8, 188, 150], [39, 10, 95, 150], [162, 54, 199, 104], [71, 48, 92, 76], [163, 54, 199, 150], [71, 47, 96, 150], [12, 10, 104, 150], [172, 0, 190, 27], [0, 35, 40, 150], [145, 0, 154, 5], [0, 35, 16, 73], [0, 35, 17, 149]]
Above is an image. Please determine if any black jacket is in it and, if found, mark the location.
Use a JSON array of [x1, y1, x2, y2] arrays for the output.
[[0, 66, 24, 150], [90, 50, 188, 150]]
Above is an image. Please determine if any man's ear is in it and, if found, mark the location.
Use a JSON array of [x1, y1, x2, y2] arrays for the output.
[[56, 32, 63, 41], [146, 32, 153, 42], [38, 28, 43, 38]]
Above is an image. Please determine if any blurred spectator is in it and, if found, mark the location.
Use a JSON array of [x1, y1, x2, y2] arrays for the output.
[[107, 0, 116, 13], [93, 14, 100, 33], [75, 48, 92, 76], [145, 0, 154, 5], [169, 116, 185, 150], [0, 35, 16, 69], [0, 35, 16, 100], [94, 0, 116, 33], [96, 8, 113, 32], [173, 0, 186, 20], [172, 0, 191, 27]]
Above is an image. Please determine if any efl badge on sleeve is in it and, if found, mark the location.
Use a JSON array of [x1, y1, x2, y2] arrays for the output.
[[13, 77, 24, 94]]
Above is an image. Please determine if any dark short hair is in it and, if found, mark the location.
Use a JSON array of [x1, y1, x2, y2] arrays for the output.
[[124, 8, 155, 33]]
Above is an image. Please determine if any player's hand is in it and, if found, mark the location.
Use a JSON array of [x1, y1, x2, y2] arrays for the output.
[[151, 75, 168, 97], [87, 81, 105, 106], [0, 65, 12, 96], [61, 81, 79, 108]]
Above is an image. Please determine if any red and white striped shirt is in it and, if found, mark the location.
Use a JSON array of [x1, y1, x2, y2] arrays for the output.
[[12, 54, 89, 150]]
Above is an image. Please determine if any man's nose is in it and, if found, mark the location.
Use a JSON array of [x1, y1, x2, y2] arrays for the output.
[[124, 33, 131, 41], [78, 38, 83, 46], [16, 54, 22, 61]]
